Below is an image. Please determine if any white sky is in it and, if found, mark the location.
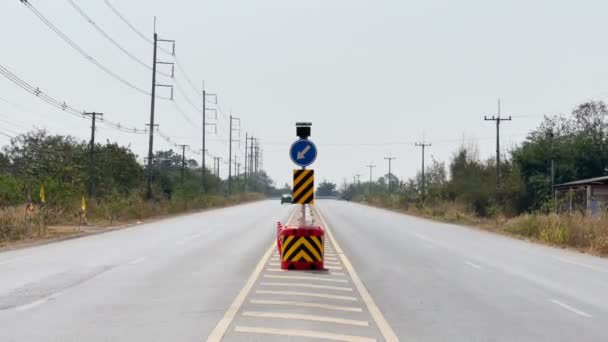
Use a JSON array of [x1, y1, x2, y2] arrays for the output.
[[2, 0, 608, 188]]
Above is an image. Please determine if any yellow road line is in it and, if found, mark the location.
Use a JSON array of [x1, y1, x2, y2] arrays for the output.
[[242, 311, 369, 326], [260, 282, 353, 292], [256, 290, 358, 301], [250, 299, 363, 312], [206, 208, 298, 342], [263, 274, 348, 283], [234, 326, 376, 342], [315, 207, 399, 342]]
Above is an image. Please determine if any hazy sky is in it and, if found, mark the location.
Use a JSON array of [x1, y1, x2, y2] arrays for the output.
[[2, 0, 608, 188]]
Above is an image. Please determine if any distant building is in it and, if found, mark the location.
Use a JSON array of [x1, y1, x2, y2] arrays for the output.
[[554, 176, 608, 215]]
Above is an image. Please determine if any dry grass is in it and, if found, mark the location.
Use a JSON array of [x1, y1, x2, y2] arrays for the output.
[[0, 193, 264, 245], [363, 197, 608, 257]]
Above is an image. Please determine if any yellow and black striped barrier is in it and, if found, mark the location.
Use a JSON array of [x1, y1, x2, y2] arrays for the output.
[[279, 226, 324, 270], [293, 169, 314, 204]]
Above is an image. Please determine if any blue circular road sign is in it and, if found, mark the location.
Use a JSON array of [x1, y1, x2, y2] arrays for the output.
[[290, 139, 317, 167]]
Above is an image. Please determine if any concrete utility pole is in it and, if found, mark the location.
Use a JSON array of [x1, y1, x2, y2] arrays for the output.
[[366, 163, 376, 196], [244, 133, 248, 182], [550, 129, 556, 211], [228, 116, 241, 194], [384, 156, 396, 192], [178, 144, 188, 186], [249, 136, 255, 176], [356, 174, 361, 185], [201, 85, 217, 190], [415, 141, 432, 202], [484, 99, 512, 190], [146, 25, 174, 199], [84, 112, 102, 198]]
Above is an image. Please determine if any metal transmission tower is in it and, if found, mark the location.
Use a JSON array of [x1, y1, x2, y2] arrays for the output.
[[84, 112, 103, 197], [146, 25, 175, 199], [484, 99, 512, 190], [178, 144, 189, 186], [202, 84, 217, 189], [415, 141, 432, 203], [384, 156, 396, 192], [366, 163, 376, 196], [228, 115, 241, 194]]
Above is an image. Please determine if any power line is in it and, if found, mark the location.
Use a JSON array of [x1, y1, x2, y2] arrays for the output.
[[65, 0, 171, 78], [0, 63, 146, 134], [21, 1, 151, 96]]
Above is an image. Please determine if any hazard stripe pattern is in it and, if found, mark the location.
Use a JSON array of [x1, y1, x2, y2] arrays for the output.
[[281, 235, 324, 262], [293, 169, 314, 204]]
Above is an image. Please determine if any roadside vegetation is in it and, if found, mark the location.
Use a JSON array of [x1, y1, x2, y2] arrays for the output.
[[339, 101, 608, 256], [0, 130, 277, 244]]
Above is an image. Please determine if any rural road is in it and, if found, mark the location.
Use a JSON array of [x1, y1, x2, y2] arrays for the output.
[[0, 199, 607, 341]]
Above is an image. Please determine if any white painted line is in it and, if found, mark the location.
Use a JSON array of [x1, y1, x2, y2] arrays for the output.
[[550, 299, 592, 318], [175, 238, 190, 246], [128, 257, 146, 265], [265, 268, 283, 272], [325, 265, 343, 270], [206, 208, 299, 342], [14, 291, 64, 311], [260, 282, 353, 292], [465, 261, 482, 270], [422, 242, 434, 249], [552, 256, 608, 274], [256, 290, 358, 301], [242, 311, 369, 326], [324, 260, 341, 265], [316, 207, 399, 342], [268, 262, 280, 266], [234, 326, 376, 342], [263, 274, 348, 283], [250, 299, 362, 312], [325, 256, 339, 260]]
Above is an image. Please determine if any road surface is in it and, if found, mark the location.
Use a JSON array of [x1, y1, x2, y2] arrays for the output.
[[0, 199, 607, 341], [317, 200, 608, 342]]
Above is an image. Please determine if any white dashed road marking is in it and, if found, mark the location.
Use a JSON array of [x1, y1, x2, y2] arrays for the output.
[[242, 311, 370, 326], [260, 282, 353, 292], [234, 326, 377, 342], [465, 261, 482, 269], [250, 299, 363, 312], [550, 299, 592, 318], [263, 274, 348, 283], [256, 290, 358, 301]]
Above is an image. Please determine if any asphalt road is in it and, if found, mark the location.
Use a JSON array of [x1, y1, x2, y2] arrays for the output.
[[1, 199, 607, 341], [0, 200, 292, 342], [317, 200, 608, 342]]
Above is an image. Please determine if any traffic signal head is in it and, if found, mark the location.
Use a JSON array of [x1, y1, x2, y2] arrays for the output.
[[296, 122, 312, 139]]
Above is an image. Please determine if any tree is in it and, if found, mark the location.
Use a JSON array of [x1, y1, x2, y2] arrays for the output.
[[317, 181, 338, 197]]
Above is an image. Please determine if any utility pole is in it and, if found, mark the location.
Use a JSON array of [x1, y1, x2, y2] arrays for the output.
[[255, 139, 260, 174], [249, 136, 255, 176], [244, 132, 248, 182], [201, 85, 217, 190], [415, 141, 432, 203], [178, 144, 188, 186], [484, 99, 512, 190], [384, 156, 396, 192], [146, 25, 175, 199], [84, 112, 102, 197], [228, 115, 241, 194], [366, 163, 376, 196], [550, 129, 556, 211], [356, 174, 361, 185]]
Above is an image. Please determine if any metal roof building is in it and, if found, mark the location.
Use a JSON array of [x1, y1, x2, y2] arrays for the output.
[[555, 176, 608, 215]]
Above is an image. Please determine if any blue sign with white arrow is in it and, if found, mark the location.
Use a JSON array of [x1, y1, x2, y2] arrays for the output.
[[290, 139, 317, 167]]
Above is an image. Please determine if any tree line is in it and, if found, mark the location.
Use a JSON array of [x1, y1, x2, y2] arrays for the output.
[[340, 101, 608, 217]]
